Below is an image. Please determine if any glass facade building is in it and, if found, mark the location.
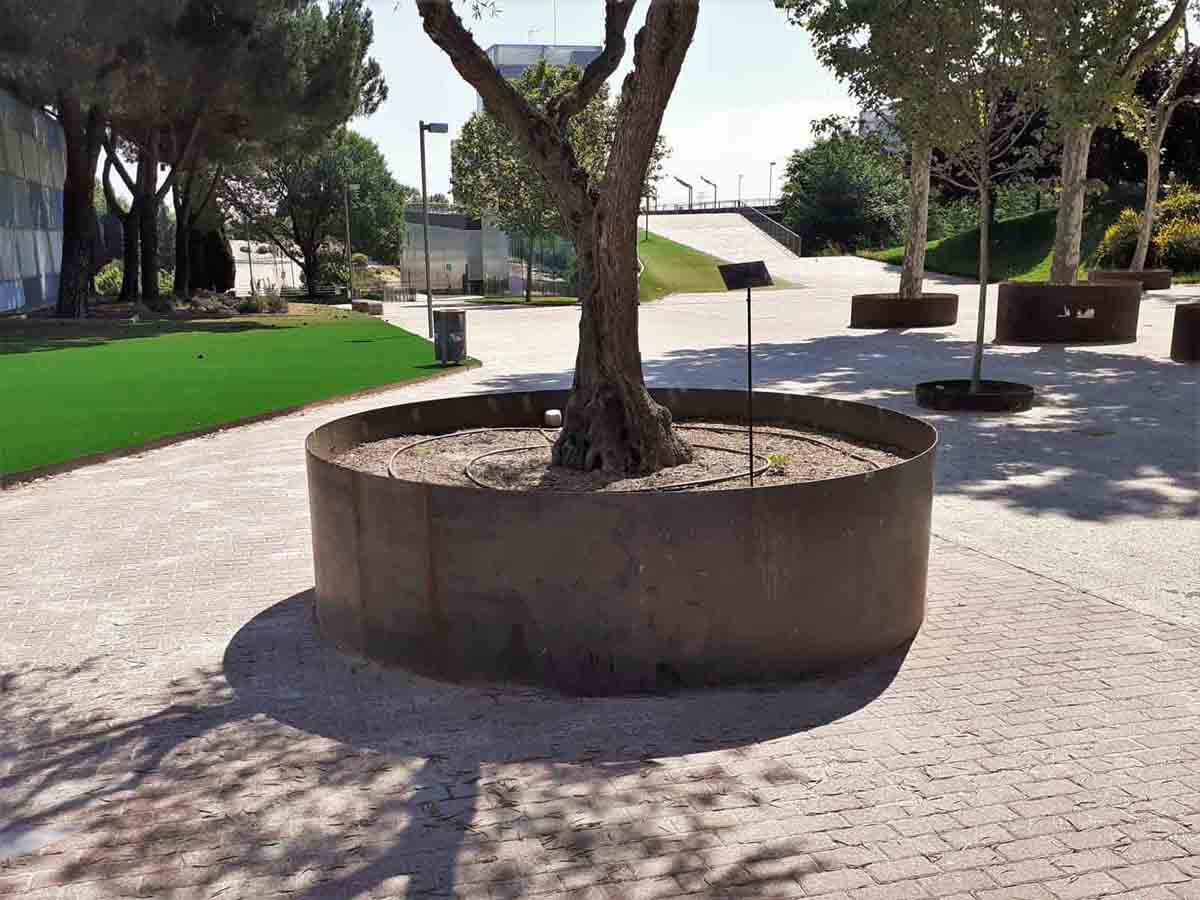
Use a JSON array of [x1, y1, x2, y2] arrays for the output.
[[0, 89, 64, 314], [478, 44, 604, 110]]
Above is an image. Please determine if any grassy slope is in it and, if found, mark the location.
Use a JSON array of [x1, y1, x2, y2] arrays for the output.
[[862, 203, 1124, 282], [637, 232, 731, 300], [0, 305, 444, 477]]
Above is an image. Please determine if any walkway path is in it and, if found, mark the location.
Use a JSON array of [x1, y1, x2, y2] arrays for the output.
[[0, 257, 1196, 899]]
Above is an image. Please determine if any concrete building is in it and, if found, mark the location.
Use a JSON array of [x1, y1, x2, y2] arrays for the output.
[[401, 208, 510, 295], [0, 89, 64, 313], [478, 43, 603, 110]]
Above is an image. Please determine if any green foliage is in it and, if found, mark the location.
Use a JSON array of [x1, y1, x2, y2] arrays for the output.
[[1155, 185, 1200, 226], [351, 252, 370, 267], [1153, 217, 1200, 270], [157, 269, 174, 295], [315, 249, 348, 288], [1098, 209, 1146, 266], [780, 126, 909, 253], [452, 60, 669, 247], [767, 453, 791, 474], [95, 261, 123, 296]]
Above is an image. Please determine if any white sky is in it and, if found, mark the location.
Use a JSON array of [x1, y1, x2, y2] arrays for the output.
[[353, 0, 857, 207]]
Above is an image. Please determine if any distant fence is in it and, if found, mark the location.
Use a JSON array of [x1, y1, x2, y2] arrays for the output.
[[740, 206, 802, 257]]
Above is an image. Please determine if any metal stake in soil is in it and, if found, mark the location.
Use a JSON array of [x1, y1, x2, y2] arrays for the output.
[[717, 261, 774, 488]]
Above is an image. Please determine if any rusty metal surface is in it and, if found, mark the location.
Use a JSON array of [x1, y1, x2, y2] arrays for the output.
[[849, 293, 959, 329], [1171, 302, 1200, 363], [306, 389, 938, 695], [996, 282, 1142, 344]]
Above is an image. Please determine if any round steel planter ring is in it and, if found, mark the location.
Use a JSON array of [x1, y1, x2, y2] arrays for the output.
[[1088, 269, 1172, 291], [915, 379, 1035, 413], [849, 293, 959, 329], [996, 281, 1142, 344], [305, 389, 938, 695]]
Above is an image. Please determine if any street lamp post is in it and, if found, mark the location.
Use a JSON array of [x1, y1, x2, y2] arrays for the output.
[[672, 175, 693, 209], [768, 161, 776, 205], [738, 173, 743, 207], [419, 120, 449, 338], [344, 181, 359, 300], [700, 176, 717, 208]]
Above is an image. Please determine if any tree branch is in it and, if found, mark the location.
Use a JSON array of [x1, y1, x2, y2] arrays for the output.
[[1119, 0, 1189, 82], [153, 107, 205, 205], [548, 0, 635, 125], [191, 165, 223, 225], [417, 0, 592, 226], [102, 131, 137, 195]]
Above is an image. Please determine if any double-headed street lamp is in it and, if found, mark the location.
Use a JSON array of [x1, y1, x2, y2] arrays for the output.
[[699, 176, 717, 207], [419, 119, 449, 338], [768, 161, 776, 205]]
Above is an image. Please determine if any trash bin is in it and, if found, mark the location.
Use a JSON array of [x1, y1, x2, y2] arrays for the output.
[[434, 309, 467, 365]]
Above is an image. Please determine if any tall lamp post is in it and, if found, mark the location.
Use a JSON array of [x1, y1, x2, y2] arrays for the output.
[[672, 175, 693, 209], [738, 173, 743, 207], [700, 176, 717, 208], [419, 120, 449, 338], [344, 181, 359, 300], [768, 161, 776, 205]]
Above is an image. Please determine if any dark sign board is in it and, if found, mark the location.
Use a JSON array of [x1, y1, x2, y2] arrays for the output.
[[717, 261, 773, 291]]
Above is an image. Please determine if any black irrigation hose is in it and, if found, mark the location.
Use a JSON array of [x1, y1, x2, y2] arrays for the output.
[[386, 424, 880, 492]]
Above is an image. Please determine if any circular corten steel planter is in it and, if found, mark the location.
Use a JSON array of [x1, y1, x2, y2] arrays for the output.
[[995, 281, 1142, 344], [306, 389, 937, 695], [1088, 269, 1173, 291], [915, 379, 1035, 413], [849, 293, 959, 329], [1171, 302, 1200, 363]]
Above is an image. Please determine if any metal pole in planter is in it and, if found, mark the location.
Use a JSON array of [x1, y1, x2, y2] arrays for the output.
[[419, 121, 449, 338], [717, 261, 774, 487]]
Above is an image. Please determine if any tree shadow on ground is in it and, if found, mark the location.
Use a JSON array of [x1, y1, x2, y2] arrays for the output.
[[0, 592, 907, 898], [477, 329, 1197, 523]]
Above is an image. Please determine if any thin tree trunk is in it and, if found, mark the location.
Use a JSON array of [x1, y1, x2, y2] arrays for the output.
[[119, 203, 140, 301], [552, 206, 691, 473], [1132, 141, 1161, 272], [56, 94, 103, 318], [1050, 125, 1094, 284], [302, 248, 320, 298], [525, 233, 533, 302], [175, 217, 191, 297], [899, 141, 932, 300], [971, 181, 991, 394]]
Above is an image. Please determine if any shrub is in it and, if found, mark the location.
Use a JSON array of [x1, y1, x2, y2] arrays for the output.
[[157, 270, 174, 296], [351, 252, 370, 267], [95, 261, 123, 296], [1153, 217, 1200, 271], [1098, 209, 1144, 268], [1154, 187, 1200, 228]]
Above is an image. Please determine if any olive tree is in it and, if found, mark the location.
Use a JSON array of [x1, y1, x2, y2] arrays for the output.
[[418, 0, 696, 474], [1016, 0, 1189, 283]]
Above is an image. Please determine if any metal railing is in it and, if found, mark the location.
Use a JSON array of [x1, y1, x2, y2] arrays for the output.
[[740, 205, 803, 258], [644, 197, 780, 213]]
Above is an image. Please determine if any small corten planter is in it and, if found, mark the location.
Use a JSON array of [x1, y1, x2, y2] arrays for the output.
[[996, 281, 1142, 344], [849, 293, 959, 328], [306, 389, 938, 695], [1088, 269, 1172, 291], [915, 379, 1035, 413], [1171, 302, 1200, 363]]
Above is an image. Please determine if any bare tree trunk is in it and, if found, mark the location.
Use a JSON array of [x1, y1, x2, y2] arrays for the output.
[[525, 234, 533, 302], [302, 248, 320, 298], [139, 137, 164, 307], [119, 203, 140, 301], [175, 217, 192, 297], [1132, 141, 1161, 272], [1050, 125, 1094, 284], [899, 141, 932, 300], [56, 94, 103, 318], [553, 209, 691, 473], [971, 181, 991, 394]]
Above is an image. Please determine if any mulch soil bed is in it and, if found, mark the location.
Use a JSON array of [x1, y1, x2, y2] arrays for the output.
[[335, 419, 909, 493]]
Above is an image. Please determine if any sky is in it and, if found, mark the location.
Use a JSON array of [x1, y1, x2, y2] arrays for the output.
[[353, 0, 858, 208]]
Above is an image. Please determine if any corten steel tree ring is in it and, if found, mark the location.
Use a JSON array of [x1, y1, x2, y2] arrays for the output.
[[1171, 302, 1200, 363], [306, 389, 938, 695], [915, 379, 1035, 413], [849, 293, 959, 329], [1087, 269, 1173, 291], [995, 281, 1142, 344]]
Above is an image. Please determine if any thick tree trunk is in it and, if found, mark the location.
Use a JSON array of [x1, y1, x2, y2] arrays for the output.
[[1132, 144, 1161, 272], [552, 208, 691, 473], [302, 249, 320, 298], [139, 138, 164, 307], [899, 141, 932, 299], [1050, 125, 1095, 284], [119, 205, 140, 302], [175, 221, 191, 297], [56, 95, 103, 318]]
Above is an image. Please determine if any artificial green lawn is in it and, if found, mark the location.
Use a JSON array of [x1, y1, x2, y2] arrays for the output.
[[1, 305, 451, 478], [637, 231, 732, 300], [862, 203, 1126, 282]]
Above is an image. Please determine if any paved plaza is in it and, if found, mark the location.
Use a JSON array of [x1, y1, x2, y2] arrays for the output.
[[1, 231, 1197, 898]]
